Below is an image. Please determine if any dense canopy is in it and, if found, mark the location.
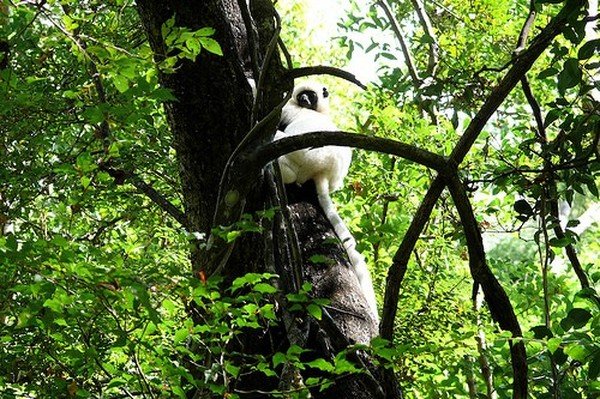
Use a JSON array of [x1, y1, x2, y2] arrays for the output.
[[0, 0, 598, 398]]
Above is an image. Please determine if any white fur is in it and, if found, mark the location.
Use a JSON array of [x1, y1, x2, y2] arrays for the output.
[[275, 82, 378, 322]]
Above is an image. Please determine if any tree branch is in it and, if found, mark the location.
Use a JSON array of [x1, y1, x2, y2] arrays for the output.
[[381, 3, 585, 397], [522, 73, 591, 290], [446, 173, 527, 398], [380, 177, 444, 339], [376, 0, 421, 85], [409, 0, 439, 75], [103, 166, 188, 229], [285, 65, 366, 90], [253, 131, 448, 172], [515, 0, 538, 54]]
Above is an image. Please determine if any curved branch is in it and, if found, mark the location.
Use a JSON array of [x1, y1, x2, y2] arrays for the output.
[[285, 66, 367, 89], [446, 173, 527, 398], [380, 177, 444, 339], [252, 131, 448, 172], [381, 3, 586, 391], [451, 0, 584, 164]]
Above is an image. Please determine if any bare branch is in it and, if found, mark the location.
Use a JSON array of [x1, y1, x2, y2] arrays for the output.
[[285, 65, 366, 89], [446, 174, 527, 397], [380, 177, 444, 339], [103, 167, 188, 229], [253, 131, 448, 172], [520, 77, 546, 141], [515, 0, 538, 54]]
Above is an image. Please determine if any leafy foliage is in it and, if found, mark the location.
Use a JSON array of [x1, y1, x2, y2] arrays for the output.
[[0, 0, 598, 398]]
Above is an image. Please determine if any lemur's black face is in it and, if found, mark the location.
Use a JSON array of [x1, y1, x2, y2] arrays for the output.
[[296, 90, 319, 110]]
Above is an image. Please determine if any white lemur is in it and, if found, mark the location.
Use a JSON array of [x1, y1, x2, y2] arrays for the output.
[[274, 82, 378, 321]]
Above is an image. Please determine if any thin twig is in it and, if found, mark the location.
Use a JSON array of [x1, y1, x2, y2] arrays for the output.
[[103, 166, 188, 228], [376, 0, 421, 85], [409, 0, 439, 75], [515, 0, 538, 55]]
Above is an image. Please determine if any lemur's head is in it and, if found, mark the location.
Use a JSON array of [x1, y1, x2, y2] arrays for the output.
[[291, 82, 330, 114]]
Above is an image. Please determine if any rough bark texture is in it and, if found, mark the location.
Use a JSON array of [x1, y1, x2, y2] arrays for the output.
[[286, 182, 378, 343], [285, 182, 385, 398], [136, 0, 254, 235]]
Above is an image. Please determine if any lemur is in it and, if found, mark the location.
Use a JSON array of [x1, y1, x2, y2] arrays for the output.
[[274, 82, 378, 321]]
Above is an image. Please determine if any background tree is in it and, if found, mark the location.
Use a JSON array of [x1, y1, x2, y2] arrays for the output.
[[0, 0, 598, 398]]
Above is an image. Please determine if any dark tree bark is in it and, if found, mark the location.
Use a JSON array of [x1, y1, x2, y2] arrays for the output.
[[135, 1, 395, 397], [136, 0, 254, 235]]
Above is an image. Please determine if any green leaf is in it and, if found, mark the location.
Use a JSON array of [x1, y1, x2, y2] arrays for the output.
[[549, 236, 574, 248], [197, 27, 216, 37], [173, 328, 189, 344], [564, 343, 589, 362], [307, 303, 323, 320], [557, 58, 582, 94], [513, 199, 533, 216], [578, 39, 599, 60], [82, 106, 104, 124], [538, 67, 559, 79], [225, 363, 240, 377], [567, 308, 592, 329], [547, 337, 562, 354], [43, 298, 64, 313], [199, 37, 223, 56], [544, 109, 562, 127], [225, 230, 242, 243], [307, 358, 334, 372], [253, 282, 277, 294], [185, 38, 201, 57], [80, 175, 91, 189], [113, 74, 130, 93], [531, 325, 553, 339], [272, 352, 286, 367]]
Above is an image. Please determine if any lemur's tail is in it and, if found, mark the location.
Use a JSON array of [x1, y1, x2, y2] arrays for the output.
[[317, 192, 379, 322]]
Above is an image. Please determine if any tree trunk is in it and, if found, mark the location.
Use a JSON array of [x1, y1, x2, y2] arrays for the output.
[[135, 1, 398, 397]]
